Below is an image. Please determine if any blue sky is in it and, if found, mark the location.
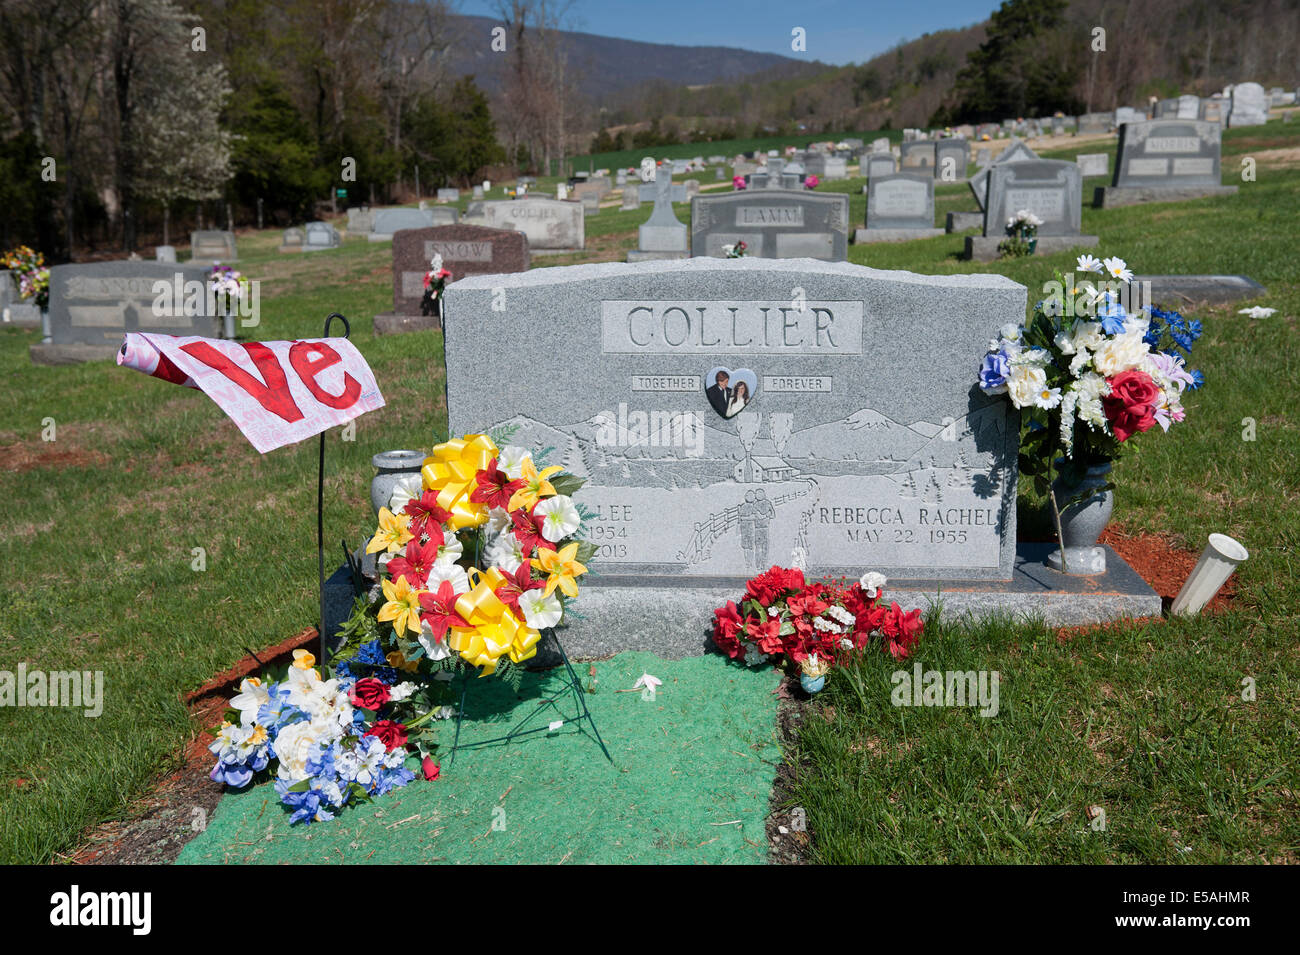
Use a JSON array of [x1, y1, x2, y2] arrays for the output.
[[454, 0, 1001, 66]]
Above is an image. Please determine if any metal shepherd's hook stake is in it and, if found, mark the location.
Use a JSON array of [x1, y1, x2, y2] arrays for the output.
[[318, 313, 351, 657]]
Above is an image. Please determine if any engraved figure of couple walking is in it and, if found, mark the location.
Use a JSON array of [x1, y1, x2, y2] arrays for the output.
[[737, 488, 775, 572]]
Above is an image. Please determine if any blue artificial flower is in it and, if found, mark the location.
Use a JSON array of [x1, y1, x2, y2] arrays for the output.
[[275, 779, 337, 825], [257, 683, 300, 732], [1097, 298, 1128, 335], [1170, 327, 1194, 351], [1185, 319, 1203, 342], [979, 350, 1011, 393], [1188, 369, 1205, 390]]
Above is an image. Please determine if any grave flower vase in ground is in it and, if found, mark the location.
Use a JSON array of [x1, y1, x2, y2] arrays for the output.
[[370, 449, 425, 516], [1047, 461, 1114, 575]]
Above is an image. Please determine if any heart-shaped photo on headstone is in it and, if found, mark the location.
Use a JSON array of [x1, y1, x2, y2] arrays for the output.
[[704, 366, 758, 419]]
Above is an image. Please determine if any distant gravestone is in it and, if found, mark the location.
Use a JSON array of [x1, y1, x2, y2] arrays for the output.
[[581, 192, 601, 216], [871, 137, 890, 153], [804, 154, 847, 179], [969, 139, 1039, 211], [436, 188, 460, 202], [934, 139, 968, 182], [691, 189, 849, 260], [856, 173, 942, 243], [1115, 106, 1141, 128], [966, 159, 1098, 262], [628, 165, 688, 261], [900, 140, 935, 170], [190, 230, 237, 263], [1228, 82, 1268, 127], [279, 227, 305, 253], [866, 154, 897, 177], [1096, 119, 1238, 207], [369, 208, 437, 241], [1176, 95, 1201, 120], [31, 261, 220, 365], [471, 197, 584, 252], [621, 183, 642, 210], [1200, 97, 1225, 124], [1157, 98, 1179, 119], [1051, 116, 1064, 135], [439, 258, 1047, 656], [155, 245, 177, 262], [429, 206, 459, 227], [1077, 112, 1112, 134], [304, 221, 340, 250], [472, 185, 484, 200], [347, 207, 375, 233], [376, 223, 531, 334], [1076, 153, 1109, 178]]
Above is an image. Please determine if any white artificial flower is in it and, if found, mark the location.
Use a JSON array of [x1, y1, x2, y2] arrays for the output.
[[272, 720, 325, 783], [388, 681, 418, 702], [484, 531, 525, 573], [742, 645, 769, 667], [534, 494, 581, 543], [387, 474, 423, 514], [999, 323, 1024, 345], [1007, 365, 1048, 408], [632, 673, 662, 693], [430, 253, 444, 273], [1092, 328, 1150, 376], [1069, 321, 1104, 353], [1076, 253, 1103, 273], [497, 445, 532, 480], [1058, 390, 1079, 456], [1033, 384, 1063, 410], [485, 506, 511, 535], [827, 605, 856, 626], [1012, 346, 1052, 367], [418, 619, 455, 660], [1054, 330, 1076, 355], [436, 533, 463, 565], [426, 558, 470, 595], [859, 571, 888, 598], [1102, 256, 1133, 283], [1237, 306, 1276, 318], [229, 677, 269, 726], [518, 588, 563, 629]]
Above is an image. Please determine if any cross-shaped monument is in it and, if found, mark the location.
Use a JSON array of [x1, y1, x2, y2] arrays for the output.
[[626, 160, 689, 261]]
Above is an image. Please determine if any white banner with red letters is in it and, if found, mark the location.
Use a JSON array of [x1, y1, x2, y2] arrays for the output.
[[118, 333, 385, 453]]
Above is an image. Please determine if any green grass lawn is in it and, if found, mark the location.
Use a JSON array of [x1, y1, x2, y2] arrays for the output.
[[1, 122, 1297, 865]]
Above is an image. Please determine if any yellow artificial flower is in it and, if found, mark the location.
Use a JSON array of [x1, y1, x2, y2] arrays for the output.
[[377, 575, 424, 637], [507, 458, 564, 512], [535, 542, 587, 598], [292, 649, 316, 669], [386, 650, 420, 673], [367, 506, 414, 555]]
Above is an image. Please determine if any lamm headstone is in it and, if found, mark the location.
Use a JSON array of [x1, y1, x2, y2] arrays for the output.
[[856, 173, 942, 243], [1094, 119, 1238, 207], [691, 189, 849, 261], [31, 261, 221, 365]]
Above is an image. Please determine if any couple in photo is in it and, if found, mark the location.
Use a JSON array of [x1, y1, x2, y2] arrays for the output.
[[706, 369, 752, 419]]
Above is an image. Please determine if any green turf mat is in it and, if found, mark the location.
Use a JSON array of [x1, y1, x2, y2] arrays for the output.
[[176, 651, 782, 864]]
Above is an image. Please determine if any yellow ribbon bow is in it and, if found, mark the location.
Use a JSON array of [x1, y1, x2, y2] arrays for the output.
[[421, 434, 498, 530], [448, 567, 541, 676]]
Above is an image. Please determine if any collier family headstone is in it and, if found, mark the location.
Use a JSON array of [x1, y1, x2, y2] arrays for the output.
[[441, 258, 1027, 655], [31, 262, 220, 365], [856, 173, 942, 243], [1095, 119, 1238, 207], [690, 190, 849, 260], [465, 197, 584, 252]]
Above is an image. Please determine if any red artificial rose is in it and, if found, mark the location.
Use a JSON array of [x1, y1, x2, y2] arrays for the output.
[[745, 566, 806, 606], [712, 601, 744, 658], [421, 756, 440, 781], [879, 602, 924, 659], [365, 719, 408, 752], [349, 677, 391, 710], [1103, 369, 1160, 442]]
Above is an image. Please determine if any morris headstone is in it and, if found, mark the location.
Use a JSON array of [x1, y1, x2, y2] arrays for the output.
[[1095, 119, 1238, 207]]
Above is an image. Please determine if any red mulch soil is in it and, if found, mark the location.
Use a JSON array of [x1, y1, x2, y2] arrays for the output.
[[1052, 524, 1240, 642], [66, 628, 320, 865]]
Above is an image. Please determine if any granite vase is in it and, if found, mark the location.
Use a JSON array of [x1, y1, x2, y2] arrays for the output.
[[1047, 461, 1113, 575], [370, 449, 425, 516]]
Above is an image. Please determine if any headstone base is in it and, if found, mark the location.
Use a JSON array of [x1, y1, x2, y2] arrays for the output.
[[2, 304, 42, 327], [529, 248, 584, 257], [964, 234, 1099, 262], [277, 245, 304, 254], [1133, 274, 1267, 305], [373, 312, 440, 335], [945, 211, 984, 233], [30, 343, 122, 365], [527, 543, 1160, 659], [626, 250, 690, 262], [1093, 184, 1239, 208], [1046, 545, 1107, 575], [853, 227, 944, 244]]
